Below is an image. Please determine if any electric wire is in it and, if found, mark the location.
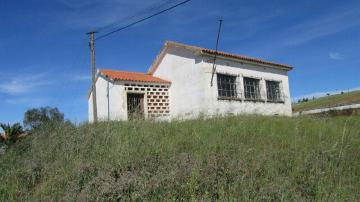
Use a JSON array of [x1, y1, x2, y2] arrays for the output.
[[94, 0, 191, 41], [95, 0, 175, 33]]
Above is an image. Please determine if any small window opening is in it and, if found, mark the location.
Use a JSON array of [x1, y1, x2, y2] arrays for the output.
[[217, 74, 237, 98], [127, 93, 144, 120], [244, 77, 261, 100], [266, 80, 282, 102]]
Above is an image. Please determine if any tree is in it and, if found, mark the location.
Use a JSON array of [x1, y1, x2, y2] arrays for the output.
[[23, 107, 64, 130], [0, 123, 24, 144]]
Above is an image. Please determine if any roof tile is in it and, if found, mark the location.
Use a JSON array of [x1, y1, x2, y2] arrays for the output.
[[165, 41, 293, 70], [201, 49, 292, 69], [100, 69, 171, 84]]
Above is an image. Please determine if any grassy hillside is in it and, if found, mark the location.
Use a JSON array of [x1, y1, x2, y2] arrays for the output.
[[293, 90, 360, 112], [0, 116, 360, 201]]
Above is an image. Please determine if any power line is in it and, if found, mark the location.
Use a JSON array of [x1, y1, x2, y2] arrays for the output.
[[210, 19, 223, 86], [95, 0, 191, 41], [95, 0, 175, 33]]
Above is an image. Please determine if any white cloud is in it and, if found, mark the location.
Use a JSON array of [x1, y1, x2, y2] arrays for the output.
[[281, 8, 360, 46], [329, 52, 344, 60], [0, 73, 52, 95]]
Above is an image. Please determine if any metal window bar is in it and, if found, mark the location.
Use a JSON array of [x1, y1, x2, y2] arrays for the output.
[[266, 81, 283, 102], [127, 94, 144, 120], [244, 77, 261, 100], [217, 74, 238, 99]]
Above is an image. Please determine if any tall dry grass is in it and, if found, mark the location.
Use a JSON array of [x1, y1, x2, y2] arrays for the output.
[[0, 115, 359, 201]]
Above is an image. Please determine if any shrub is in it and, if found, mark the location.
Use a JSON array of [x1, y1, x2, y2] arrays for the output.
[[23, 107, 65, 131], [0, 123, 24, 144]]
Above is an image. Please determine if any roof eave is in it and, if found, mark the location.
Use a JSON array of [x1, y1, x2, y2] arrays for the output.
[[112, 78, 171, 84], [201, 51, 293, 71], [87, 72, 112, 99], [148, 41, 204, 74]]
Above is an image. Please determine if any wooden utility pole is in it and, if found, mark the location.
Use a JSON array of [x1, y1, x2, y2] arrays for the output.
[[88, 32, 98, 122]]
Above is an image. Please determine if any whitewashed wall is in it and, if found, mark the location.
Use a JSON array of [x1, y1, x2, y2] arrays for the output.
[[152, 45, 292, 120], [88, 76, 171, 122], [89, 45, 293, 122], [88, 75, 127, 122], [151, 46, 206, 119]]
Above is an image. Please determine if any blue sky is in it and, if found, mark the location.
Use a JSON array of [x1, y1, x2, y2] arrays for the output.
[[0, 0, 359, 124]]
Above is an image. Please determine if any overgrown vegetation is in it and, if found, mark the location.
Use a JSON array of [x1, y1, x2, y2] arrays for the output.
[[0, 107, 66, 155], [293, 90, 360, 112], [0, 123, 24, 145], [23, 107, 65, 131], [0, 116, 359, 201]]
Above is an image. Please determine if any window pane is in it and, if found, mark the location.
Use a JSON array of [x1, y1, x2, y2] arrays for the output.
[[217, 74, 237, 98], [266, 81, 281, 101], [244, 77, 260, 100]]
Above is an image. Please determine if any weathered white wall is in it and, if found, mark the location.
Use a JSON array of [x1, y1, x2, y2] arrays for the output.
[[88, 76, 172, 122], [201, 57, 292, 117], [88, 92, 93, 122], [88, 75, 127, 122], [89, 45, 293, 122], [152, 46, 292, 120], [152, 46, 207, 119]]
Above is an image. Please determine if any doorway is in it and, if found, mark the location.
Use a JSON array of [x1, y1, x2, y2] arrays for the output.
[[127, 93, 145, 120]]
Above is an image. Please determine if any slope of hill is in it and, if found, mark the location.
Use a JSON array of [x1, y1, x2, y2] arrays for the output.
[[0, 116, 359, 201], [293, 90, 360, 112]]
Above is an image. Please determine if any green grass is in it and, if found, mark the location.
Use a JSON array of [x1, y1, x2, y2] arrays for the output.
[[293, 90, 360, 112], [0, 116, 360, 201]]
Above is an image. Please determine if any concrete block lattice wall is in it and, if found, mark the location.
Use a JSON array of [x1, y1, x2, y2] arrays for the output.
[[124, 83, 170, 119]]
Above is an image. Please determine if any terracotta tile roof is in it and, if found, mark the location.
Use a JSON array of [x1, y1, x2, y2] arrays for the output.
[[201, 49, 293, 70], [100, 69, 171, 84], [148, 41, 293, 73]]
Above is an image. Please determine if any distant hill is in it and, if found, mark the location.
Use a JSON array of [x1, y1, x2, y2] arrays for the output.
[[293, 90, 360, 112]]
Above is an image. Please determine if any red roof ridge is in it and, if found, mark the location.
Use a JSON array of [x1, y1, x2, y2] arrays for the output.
[[166, 40, 293, 69], [201, 49, 293, 69], [100, 69, 150, 75], [99, 69, 171, 84]]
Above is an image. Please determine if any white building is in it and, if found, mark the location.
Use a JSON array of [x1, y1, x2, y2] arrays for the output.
[[88, 41, 293, 122]]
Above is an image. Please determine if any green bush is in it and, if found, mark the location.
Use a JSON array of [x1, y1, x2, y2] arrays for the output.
[[0, 123, 24, 144], [23, 107, 65, 131]]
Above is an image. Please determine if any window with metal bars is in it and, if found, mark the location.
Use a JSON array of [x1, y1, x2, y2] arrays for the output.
[[127, 93, 144, 120], [243, 77, 261, 100], [217, 74, 237, 98], [266, 80, 282, 102]]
